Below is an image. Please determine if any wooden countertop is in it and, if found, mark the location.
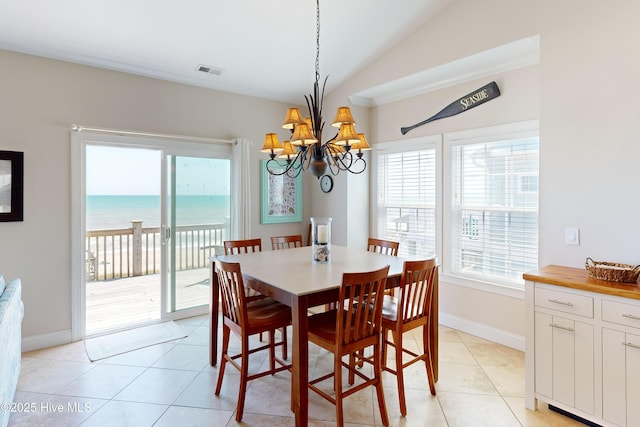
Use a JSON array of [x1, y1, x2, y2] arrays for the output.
[[523, 265, 640, 300]]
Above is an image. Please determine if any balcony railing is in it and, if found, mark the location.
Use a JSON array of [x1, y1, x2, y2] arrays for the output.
[[86, 220, 228, 281]]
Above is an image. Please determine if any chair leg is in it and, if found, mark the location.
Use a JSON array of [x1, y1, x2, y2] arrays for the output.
[[236, 335, 250, 422], [334, 352, 345, 427], [373, 342, 390, 427], [281, 326, 288, 359], [423, 325, 436, 395], [381, 328, 389, 370], [393, 330, 408, 417], [269, 330, 276, 372], [348, 353, 356, 385], [215, 326, 230, 395], [356, 349, 365, 368]]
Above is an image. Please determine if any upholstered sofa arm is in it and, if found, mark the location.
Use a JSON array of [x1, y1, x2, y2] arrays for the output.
[[0, 277, 24, 427]]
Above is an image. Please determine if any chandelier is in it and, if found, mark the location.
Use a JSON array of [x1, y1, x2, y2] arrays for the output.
[[260, 0, 371, 179]]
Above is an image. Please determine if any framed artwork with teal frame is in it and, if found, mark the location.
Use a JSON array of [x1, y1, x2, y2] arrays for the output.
[[261, 160, 302, 224]]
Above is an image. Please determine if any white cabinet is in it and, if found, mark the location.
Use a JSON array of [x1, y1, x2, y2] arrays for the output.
[[601, 299, 640, 427], [532, 288, 594, 415], [525, 266, 640, 427]]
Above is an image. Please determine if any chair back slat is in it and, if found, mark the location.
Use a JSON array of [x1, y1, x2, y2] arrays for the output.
[[367, 238, 399, 256], [224, 238, 262, 255], [337, 265, 390, 345], [215, 260, 247, 327], [271, 234, 303, 250], [400, 259, 437, 323]]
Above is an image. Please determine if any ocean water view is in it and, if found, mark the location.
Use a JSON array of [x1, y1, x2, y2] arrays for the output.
[[86, 195, 230, 230]]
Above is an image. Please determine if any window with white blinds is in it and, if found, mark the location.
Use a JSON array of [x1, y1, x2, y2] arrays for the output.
[[374, 121, 538, 291], [375, 138, 438, 258], [446, 123, 539, 286]]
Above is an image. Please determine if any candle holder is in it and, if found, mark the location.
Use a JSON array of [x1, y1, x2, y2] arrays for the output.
[[310, 217, 332, 263]]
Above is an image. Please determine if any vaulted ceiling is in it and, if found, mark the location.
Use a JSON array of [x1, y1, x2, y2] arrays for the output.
[[0, 0, 454, 104]]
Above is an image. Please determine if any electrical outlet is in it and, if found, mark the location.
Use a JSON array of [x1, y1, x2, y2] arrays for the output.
[[565, 227, 580, 246]]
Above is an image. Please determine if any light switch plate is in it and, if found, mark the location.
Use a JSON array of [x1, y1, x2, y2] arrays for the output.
[[565, 227, 580, 246]]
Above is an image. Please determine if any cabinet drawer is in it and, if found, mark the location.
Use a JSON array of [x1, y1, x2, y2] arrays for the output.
[[535, 286, 593, 318], [602, 299, 640, 330]]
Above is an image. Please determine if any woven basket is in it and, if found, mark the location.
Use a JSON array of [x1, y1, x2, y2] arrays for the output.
[[585, 257, 640, 283]]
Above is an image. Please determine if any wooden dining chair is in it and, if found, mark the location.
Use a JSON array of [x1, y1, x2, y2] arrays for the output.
[[214, 259, 292, 422], [367, 238, 399, 298], [223, 238, 263, 302], [307, 265, 391, 427], [367, 237, 399, 256], [270, 234, 303, 250], [381, 258, 438, 416], [222, 238, 287, 357], [223, 238, 262, 254]]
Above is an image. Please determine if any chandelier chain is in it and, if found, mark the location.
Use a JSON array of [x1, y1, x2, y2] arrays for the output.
[[315, 0, 320, 82]]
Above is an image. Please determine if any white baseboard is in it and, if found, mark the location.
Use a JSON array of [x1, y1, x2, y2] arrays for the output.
[[22, 329, 73, 353], [439, 312, 525, 351]]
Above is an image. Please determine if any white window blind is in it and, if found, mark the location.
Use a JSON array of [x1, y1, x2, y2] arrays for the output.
[[376, 142, 437, 258], [448, 134, 539, 285]]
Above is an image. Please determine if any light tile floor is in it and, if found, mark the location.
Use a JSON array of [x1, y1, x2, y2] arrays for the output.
[[9, 316, 586, 426]]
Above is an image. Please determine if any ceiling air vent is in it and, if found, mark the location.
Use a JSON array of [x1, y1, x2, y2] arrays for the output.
[[196, 64, 224, 75]]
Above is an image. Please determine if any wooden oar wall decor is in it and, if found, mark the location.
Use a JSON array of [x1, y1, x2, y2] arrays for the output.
[[400, 81, 501, 135]]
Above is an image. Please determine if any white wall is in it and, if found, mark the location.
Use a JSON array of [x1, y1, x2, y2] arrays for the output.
[[0, 49, 310, 347], [538, 0, 640, 267], [326, 0, 640, 347]]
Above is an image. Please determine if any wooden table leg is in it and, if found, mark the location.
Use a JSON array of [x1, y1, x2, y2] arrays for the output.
[[209, 262, 219, 366], [291, 296, 309, 427]]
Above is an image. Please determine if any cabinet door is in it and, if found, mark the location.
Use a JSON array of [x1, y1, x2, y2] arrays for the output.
[[627, 331, 640, 427], [603, 329, 640, 427], [535, 311, 594, 413], [552, 316, 576, 406]]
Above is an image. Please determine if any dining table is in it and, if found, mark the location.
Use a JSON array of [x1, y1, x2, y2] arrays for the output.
[[209, 244, 438, 427]]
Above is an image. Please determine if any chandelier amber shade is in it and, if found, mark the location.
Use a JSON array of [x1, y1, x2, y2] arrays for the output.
[[278, 141, 297, 159], [351, 133, 372, 153], [261, 133, 284, 154], [290, 122, 318, 146], [282, 108, 305, 130], [334, 123, 361, 146], [331, 106, 356, 128]]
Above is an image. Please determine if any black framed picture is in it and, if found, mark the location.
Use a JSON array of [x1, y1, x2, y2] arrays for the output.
[[0, 151, 24, 222]]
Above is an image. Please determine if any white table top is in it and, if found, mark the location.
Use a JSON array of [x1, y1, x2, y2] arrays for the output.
[[215, 245, 408, 296]]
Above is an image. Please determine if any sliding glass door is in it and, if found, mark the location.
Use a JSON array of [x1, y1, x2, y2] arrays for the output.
[[74, 131, 232, 338], [166, 155, 230, 312]]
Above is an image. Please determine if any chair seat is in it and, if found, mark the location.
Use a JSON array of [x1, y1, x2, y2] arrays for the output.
[[381, 295, 399, 322], [381, 294, 429, 327], [245, 299, 291, 332], [308, 310, 342, 343]]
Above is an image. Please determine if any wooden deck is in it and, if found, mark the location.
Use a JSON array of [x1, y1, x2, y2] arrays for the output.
[[85, 267, 210, 335]]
